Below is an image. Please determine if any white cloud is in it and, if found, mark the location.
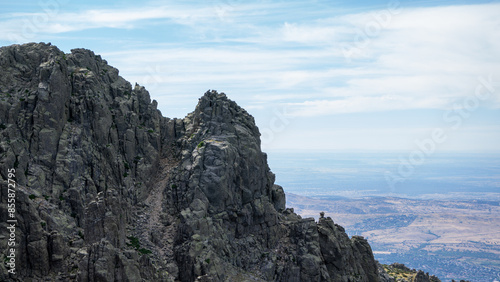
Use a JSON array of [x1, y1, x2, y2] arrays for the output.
[[287, 95, 449, 116], [2, 2, 499, 117], [0, 4, 218, 42], [281, 22, 340, 45], [269, 3, 500, 115]]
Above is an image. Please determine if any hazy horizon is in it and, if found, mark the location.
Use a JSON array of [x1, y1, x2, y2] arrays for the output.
[[267, 150, 500, 198]]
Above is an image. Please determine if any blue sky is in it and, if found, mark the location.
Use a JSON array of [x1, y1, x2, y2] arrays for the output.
[[2, 0, 500, 152]]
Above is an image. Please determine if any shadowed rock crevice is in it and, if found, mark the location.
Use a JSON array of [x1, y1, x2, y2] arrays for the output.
[[1, 42, 387, 281]]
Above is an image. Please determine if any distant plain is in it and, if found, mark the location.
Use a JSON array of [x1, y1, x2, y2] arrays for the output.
[[268, 151, 500, 282]]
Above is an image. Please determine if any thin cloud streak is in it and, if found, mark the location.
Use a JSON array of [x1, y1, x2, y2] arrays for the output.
[[0, 4, 218, 41], [287, 95, 450, 116]]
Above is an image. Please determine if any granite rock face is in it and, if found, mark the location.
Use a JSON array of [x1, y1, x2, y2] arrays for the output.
[[0, 43, 380, 281]]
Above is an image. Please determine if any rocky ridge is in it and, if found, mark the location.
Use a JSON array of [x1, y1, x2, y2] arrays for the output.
[[378, 263, 441, 282], [0, 43, 436, 281]]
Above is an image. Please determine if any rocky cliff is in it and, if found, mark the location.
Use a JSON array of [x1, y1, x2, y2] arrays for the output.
[[0, 42, 396, 281]]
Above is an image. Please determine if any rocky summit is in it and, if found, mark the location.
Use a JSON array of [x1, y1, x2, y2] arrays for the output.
[[0, 43, 435, 282]]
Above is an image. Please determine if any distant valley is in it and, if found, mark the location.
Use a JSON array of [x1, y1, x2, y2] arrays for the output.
[[287, 193, 500, 282]]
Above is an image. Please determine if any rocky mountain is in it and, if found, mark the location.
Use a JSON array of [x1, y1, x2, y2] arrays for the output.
[[0, 43, 435, 282]]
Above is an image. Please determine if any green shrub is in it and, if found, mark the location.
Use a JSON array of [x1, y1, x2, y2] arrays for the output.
[[127, 236, 140, 249], [139, 248, 152, 255], [134, 156, 141, 164], [127, 236, 152, 255]]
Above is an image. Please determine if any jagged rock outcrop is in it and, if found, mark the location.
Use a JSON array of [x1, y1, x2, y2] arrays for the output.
[[378, 263, 441, 282], [1, 42, 381, 281]]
